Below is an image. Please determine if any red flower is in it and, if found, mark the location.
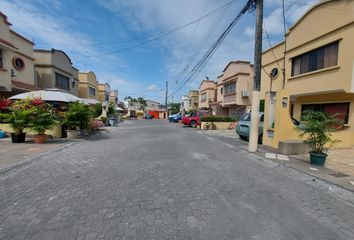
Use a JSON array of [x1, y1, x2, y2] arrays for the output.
[[0, 98, 11, 110], [31, 97, 44, 106]]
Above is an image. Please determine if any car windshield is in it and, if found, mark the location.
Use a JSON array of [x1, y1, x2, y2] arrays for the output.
[[240, 113, 251, 121]]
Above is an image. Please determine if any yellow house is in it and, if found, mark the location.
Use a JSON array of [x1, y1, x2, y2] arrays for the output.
[[261, 0, 354, 150], [187, 90, 199, 112], [213, 61, 254, 118], [78, 71, 99, 101], [98, 82, 111, 103], [198, 80, 217, 111], [34, 49, 79, 96], [0, 12, 37, 98], [109, 90, 118, 105]]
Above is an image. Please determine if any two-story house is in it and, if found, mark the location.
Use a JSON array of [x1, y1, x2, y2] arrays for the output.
[[98, 82, 111, 104], [261, 0, 354, 149], [109, 90, 118, 106], [34, 49, 79, 96], [78, 71, 99, 101], [0, 12, 37, 98], [198, 80, 217, 113], [187, 90, 199, 112], [214, 61, 254, 118], [180, 95, 189, 114]]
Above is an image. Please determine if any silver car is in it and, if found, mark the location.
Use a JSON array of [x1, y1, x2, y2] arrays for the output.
[[236, 112, 264, 144]]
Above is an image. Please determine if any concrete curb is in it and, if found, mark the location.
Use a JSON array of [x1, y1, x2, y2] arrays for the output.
[[0, 141, 78, 175]]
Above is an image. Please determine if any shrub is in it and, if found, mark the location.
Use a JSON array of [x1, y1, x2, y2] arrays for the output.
[[64, 102, 91, 130], [27, 99, 59, 135], [108, 102, 116, 115], [91, 119, 104, 131], [201, 115, 236, 122], [100, 116, 107, 123], [92, 103, 102, 118]]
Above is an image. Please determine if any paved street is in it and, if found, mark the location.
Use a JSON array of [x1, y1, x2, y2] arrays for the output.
[[1, 120, 354, 240]]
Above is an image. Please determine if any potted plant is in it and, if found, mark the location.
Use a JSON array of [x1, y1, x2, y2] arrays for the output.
[[64, 102, 91, 139], [28, 98, 59, 144], [6, 99, 32, 143], [296, 111, 341, 166]]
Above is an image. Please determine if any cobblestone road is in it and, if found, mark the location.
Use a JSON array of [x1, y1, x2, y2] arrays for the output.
[[1, 120, 354, 239]]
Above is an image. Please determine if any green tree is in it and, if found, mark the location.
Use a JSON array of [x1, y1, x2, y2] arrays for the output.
[[169, 103, 180, 115]]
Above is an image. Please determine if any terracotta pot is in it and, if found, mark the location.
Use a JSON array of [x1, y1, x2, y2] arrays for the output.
[[66, 130, 79, 139], [33, 134, 47, 144]]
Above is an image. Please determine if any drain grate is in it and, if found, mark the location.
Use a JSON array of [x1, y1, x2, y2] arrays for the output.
[[329, 172, 350, 178]]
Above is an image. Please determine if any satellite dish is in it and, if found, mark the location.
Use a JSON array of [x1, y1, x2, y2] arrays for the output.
[[270, 68, 279, 79]]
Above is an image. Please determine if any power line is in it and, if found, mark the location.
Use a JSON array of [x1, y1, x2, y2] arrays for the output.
[[169, 0, 255, 97], [168, 0, 237, 95], [83, 0, 243, 58]]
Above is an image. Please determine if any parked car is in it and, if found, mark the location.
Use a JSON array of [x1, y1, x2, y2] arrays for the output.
[[182, 111, 208, 128], [168, 114, 177, 122], [143, 113, 152, 119], [236, 112, 301, 144], [236, 112, 264, 143], [172, 113, 182, 123]]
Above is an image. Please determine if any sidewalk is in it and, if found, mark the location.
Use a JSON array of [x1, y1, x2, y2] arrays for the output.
[[0, 137, 76, 173], [199, 129, 354, 192]]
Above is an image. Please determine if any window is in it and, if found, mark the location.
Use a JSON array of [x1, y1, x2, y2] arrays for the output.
[[12, 57, 25, 71], [224, 82, 236, 95], [301, 102, 350, 124], [55, 73, 69, 89], [201, 93, 207, 102], [220, 87, 223, 95], [291, 41, 339, 76], [240, 113, 251, 121], [89, 87, 96, 96], [72, 80, 76, 88], [105, 94, 109, 101], [0, 49, 3, 68]]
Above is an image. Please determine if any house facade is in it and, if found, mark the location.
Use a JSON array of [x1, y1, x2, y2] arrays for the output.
[[98, 82, 111, 103], [213, 61, 254, 118], [78, 71, 99, 101], [198, 80, 217, 112], [109, 90, 118, 105], [0, 12, 37, 98], [34, 49, 79, 96], [145, 100, 160, 111], [261, 0, 354, 149], [180, 95, 189, 114], [187, 90, 198, 112]]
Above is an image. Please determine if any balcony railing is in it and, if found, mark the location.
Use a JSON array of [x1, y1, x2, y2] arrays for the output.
[[224, 93, 236, 104]]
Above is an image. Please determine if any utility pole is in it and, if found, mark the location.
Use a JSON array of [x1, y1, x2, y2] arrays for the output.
[[248, 0, 263, 152], [165, 81, 168, 119]]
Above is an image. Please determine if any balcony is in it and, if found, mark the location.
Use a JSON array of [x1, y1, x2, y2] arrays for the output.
[[223, 93, 236, 105]]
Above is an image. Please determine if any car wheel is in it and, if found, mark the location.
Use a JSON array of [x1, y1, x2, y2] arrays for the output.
[[239, 135, 248, 141], [190, 121, 197, 128], [258, 134, 263, 144]]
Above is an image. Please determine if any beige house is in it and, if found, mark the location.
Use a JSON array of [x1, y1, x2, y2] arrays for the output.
[[109, 90, 118, 105], [213, 61, 254, 118], [78, 71, 99, 100], [198, 80, 217, 111], [34, 49, 79, 96], [0, 12, 37, 98], [187, 90, 199, 112], [145, 100, 160, 111], [261, 0, 354, 150], [98, 82, 111, 103]]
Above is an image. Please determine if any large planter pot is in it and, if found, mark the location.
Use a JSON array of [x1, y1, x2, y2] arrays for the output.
[[0, 130, 6, 139], [33, 134, 48, 144], [310, 152, 328, 166], [11, 133, 26, 143], [66, 130, 79, 139]]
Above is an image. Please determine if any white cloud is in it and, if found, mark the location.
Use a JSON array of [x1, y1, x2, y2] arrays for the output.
[[244, 26, 254, 37], [146, 84, 158, 91]]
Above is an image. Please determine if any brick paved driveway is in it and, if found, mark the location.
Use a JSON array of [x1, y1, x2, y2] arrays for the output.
[[1, 120, 354, 239]]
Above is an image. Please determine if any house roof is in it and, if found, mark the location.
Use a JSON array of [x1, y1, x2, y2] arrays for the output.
[[222, 60, 251, 72], [10, 30, 34, 45], [0, 11, 12, 26]]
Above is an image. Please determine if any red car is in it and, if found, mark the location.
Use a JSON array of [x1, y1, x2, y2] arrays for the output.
[[182, 111, 208, 128]]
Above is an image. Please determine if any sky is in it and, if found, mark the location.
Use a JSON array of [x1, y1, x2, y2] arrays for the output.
[[1, 0, 318, 103]]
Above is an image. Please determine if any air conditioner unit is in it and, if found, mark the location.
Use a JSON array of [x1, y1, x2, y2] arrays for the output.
[[241, 90, 250, 97]]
